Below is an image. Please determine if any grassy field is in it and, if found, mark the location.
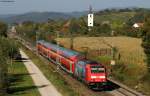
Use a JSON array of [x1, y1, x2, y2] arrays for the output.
[[57, 36, 150, 95], [8, 60, 40, 96]]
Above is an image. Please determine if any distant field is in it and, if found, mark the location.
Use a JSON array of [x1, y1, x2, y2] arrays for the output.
[[57, 36, 147, 78], [95, 12, 135, 22]]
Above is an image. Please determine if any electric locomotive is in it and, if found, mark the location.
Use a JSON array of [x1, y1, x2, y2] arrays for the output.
[[37, 40, 107, 89]]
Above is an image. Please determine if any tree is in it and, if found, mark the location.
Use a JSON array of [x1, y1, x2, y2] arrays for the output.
[[38, 21, 59, 41], [0, 21, 7, 37], [16, 21, 38, 44], [142, 13, 150, 71], [69, 19, 80, 49], [0, 49, 7, 95], [78, 17, 88, 35]]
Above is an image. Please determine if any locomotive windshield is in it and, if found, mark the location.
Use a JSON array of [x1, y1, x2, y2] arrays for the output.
[[91, 66, 105, 73]]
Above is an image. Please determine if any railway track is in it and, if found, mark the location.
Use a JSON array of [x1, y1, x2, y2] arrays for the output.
[[16, 37, 146, 96], [110, 87, 143, 96], [107, 78, 145, 96]]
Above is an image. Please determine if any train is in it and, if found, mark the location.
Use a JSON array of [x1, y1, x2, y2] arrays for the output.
[[37, 40, 107, 89]]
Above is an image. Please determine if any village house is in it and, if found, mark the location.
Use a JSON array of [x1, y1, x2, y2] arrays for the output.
[[133, 23, 144, 28]]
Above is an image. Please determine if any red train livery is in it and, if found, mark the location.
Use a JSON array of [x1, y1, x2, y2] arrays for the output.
[[37, 40, 107, 89]]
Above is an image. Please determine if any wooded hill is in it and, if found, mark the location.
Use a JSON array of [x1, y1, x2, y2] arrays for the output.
[[0, 12, 88, 24]]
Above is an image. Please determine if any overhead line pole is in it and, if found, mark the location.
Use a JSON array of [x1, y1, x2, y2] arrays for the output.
[[56, 31, 60, 70], [36, 31, 38, 55]]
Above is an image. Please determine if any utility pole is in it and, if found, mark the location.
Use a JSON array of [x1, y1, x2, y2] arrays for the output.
[[36, 31, 38, 55], [69, 19, 75, 50], [56, 31, 60, 70], [70, 31, 74, 50], [9, 47, 13, 76]]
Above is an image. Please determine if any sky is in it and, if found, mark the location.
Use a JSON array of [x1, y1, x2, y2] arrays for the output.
[[0, 0, 150, 14]]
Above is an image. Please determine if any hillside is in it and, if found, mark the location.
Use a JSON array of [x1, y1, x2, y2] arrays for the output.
[[0, 14, 16, 18], [0, 12, 72, 23], [94, 12, 136, 29], [0, 11, 87, 23]]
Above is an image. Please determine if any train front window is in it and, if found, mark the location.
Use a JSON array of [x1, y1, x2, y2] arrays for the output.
[[91, 66, 105, 73]]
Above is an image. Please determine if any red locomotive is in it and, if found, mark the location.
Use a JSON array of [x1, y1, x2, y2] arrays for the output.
[[37, 40, 107, 89]]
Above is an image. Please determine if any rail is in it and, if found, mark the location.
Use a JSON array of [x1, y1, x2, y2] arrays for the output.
[[108, 78, 145, 96]]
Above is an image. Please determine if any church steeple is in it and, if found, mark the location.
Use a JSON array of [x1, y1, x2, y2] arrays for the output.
[[88, 5, 94, 31]]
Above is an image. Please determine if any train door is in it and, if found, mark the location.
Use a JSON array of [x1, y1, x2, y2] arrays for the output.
[[56, 54, 61, 64], [48, 50, 51, 60], [46, 49, 49, 58], [69, 61, 73, 74], [41, 46, 44, 55]]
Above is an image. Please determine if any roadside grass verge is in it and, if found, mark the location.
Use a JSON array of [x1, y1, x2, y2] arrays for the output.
[[8, 60, 40, 96], [21, 46, 78, 96]]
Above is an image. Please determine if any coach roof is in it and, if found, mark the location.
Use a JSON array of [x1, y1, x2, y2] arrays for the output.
[[37, 40, 80, 57]]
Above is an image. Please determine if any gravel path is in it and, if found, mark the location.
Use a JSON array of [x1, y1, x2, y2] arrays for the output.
[[20, 49, 62, 96]]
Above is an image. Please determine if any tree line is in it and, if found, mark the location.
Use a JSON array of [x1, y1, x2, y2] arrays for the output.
[[142, 13, 150, 72], [0, 21, 18, 95], [14, 8, 150, 42]]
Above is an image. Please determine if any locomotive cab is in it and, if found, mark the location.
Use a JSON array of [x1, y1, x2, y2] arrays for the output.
[[86, 62, 107, 89], [75, 60, 107, 89], [89, 65, 106, 82]]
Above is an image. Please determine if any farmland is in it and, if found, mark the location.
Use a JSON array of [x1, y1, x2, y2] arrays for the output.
[[58, 36, 146, 69]]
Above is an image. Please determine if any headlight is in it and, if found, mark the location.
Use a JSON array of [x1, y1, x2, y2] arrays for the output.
[[91, 76, 106, 79], [91, 76, 97, 79], [99, 76, 105, 79]]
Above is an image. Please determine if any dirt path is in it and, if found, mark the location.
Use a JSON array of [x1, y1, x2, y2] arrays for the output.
[[20, 49, 62, 96]]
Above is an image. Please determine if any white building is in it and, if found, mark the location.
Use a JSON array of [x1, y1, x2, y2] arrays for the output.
[[133, 23, 144, 28]]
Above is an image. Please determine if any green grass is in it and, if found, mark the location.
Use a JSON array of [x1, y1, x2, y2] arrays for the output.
[[8, 61, 40, 96], [21, 47, 78, 96]]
